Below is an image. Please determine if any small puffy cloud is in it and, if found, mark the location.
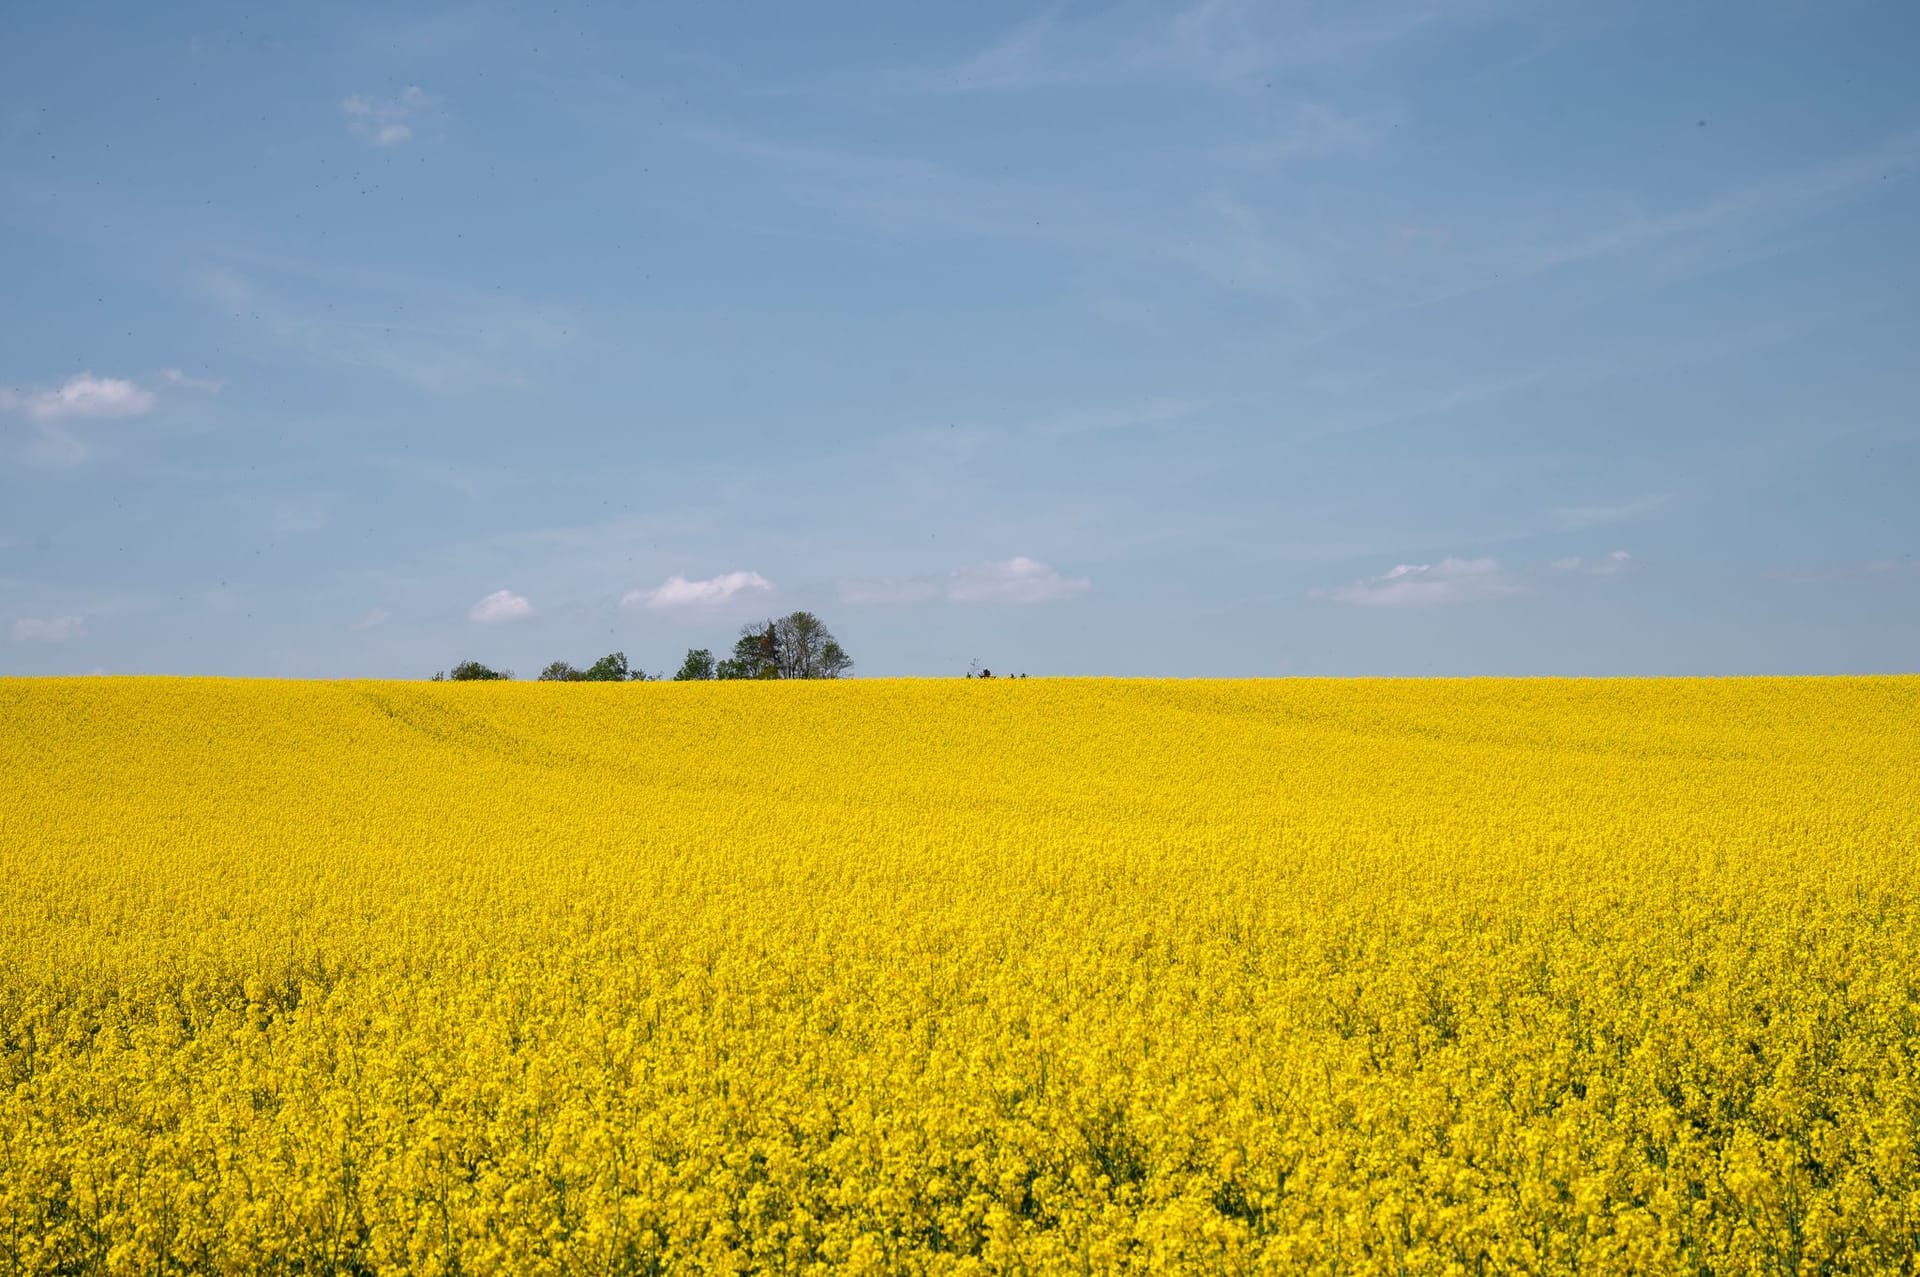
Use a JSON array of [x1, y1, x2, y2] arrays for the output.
[[469, 589, 533, 623], [162, 368, 227, 393], [1314, 557, 1519, 608], [1, 373, 155, 422], [12, 615, 86, 642], [1551, 550, 1636, 576], [340, 86, 437, 146], [624, 571, 773, 611], [351, 607, 391, 631], [947, 556, 1090, 604]]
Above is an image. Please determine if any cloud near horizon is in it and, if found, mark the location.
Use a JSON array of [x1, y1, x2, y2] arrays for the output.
[[838, 558, 1091, 605], [469, 589, 533, 623], [1551, 550, 1636, 577], [1314, 557, 1520, 608], [11, 615, 87, 642], [947, 556, 1090, 604], [624, 571, 774, 611]]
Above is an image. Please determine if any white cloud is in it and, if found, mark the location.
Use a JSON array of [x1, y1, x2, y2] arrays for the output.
[[1314, 557, 1520, 608], [191, 263, 565, 395], [901, 0, 1460, 93], [351, 607, 391, 631], [11, 615, 86, 642], [161, 368, 227, 393], [624, 571, 774, 611], [1219, 102, 1387, 168], [1030, 396, 1213, 437], [1, 373, 155, 422], [3, 370, 218, 467], [469, 589, 533, 623], [1552, 495, 1667, 532], [947, 556, 1090, 604], [1551, 550, 1636, 576], [340, 86, 437, 146]]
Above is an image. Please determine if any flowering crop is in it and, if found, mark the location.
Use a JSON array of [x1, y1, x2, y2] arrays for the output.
[[2, 676, 1917, 1273]]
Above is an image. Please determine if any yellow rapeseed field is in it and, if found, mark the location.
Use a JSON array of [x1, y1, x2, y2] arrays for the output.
[[2, 676, 1917, 1274]]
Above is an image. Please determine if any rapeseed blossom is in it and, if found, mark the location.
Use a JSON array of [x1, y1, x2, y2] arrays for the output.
[[1, 676, 1916, 1273]]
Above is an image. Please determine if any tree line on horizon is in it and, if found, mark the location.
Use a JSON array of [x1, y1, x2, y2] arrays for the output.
[[431, 611, 853, 683]]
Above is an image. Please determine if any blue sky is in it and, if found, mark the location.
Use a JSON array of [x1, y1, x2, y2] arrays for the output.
[[3, 0, 1916, 677]]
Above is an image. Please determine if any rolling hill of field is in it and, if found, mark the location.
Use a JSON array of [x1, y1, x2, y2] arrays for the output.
[[3, 677, 1917, 1273]]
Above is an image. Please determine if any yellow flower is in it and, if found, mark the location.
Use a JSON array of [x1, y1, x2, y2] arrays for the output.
[[1, 675, 1916, 1272]]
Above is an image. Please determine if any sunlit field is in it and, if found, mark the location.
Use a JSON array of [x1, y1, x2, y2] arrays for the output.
[[2, 677, 1916, 1273]]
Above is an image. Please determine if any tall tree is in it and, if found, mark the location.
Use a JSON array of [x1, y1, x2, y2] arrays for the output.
[[538, 661, 583, 682], [711, 616, 850, 679], [674, 648, 716, 681], [580, 652, 631, 682], [771, 612, 853, 679], [718, 621, 780, 679]]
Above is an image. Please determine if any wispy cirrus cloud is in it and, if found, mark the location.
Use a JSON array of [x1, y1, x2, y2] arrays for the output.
[[1551, 495, 1667, 532], [161, 368, 227, 393], [1551, 550, 1636, 576], [194, 262, 570, 394], [947, 556, 1090, 604], [0, 370, 213, 467], [1776, 557, 1920, 586], [11, 615, 86, 642], [1317, 548, 1644, 606], [1029, 395, 1215, 437], [1, 373, 154, 422], [1217, 102, 1390, 168], [1530, 131, 1920, 277], [839, 557, 1092, 606], [623, 570, 773, 611], [1313, 557, 1519, 608], [469, 589, 533, 623], [889, 0, 1466, 94], [339, 85, 439, 146], [684, 125, 1332, 310]]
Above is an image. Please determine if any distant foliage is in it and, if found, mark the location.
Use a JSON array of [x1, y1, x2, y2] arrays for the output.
[[461, 620, 847, 685], [673, 648, 716, 681], [536, 653, 652, 683], [441, 660, 510, 681], [581, 651, 633, 682]]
